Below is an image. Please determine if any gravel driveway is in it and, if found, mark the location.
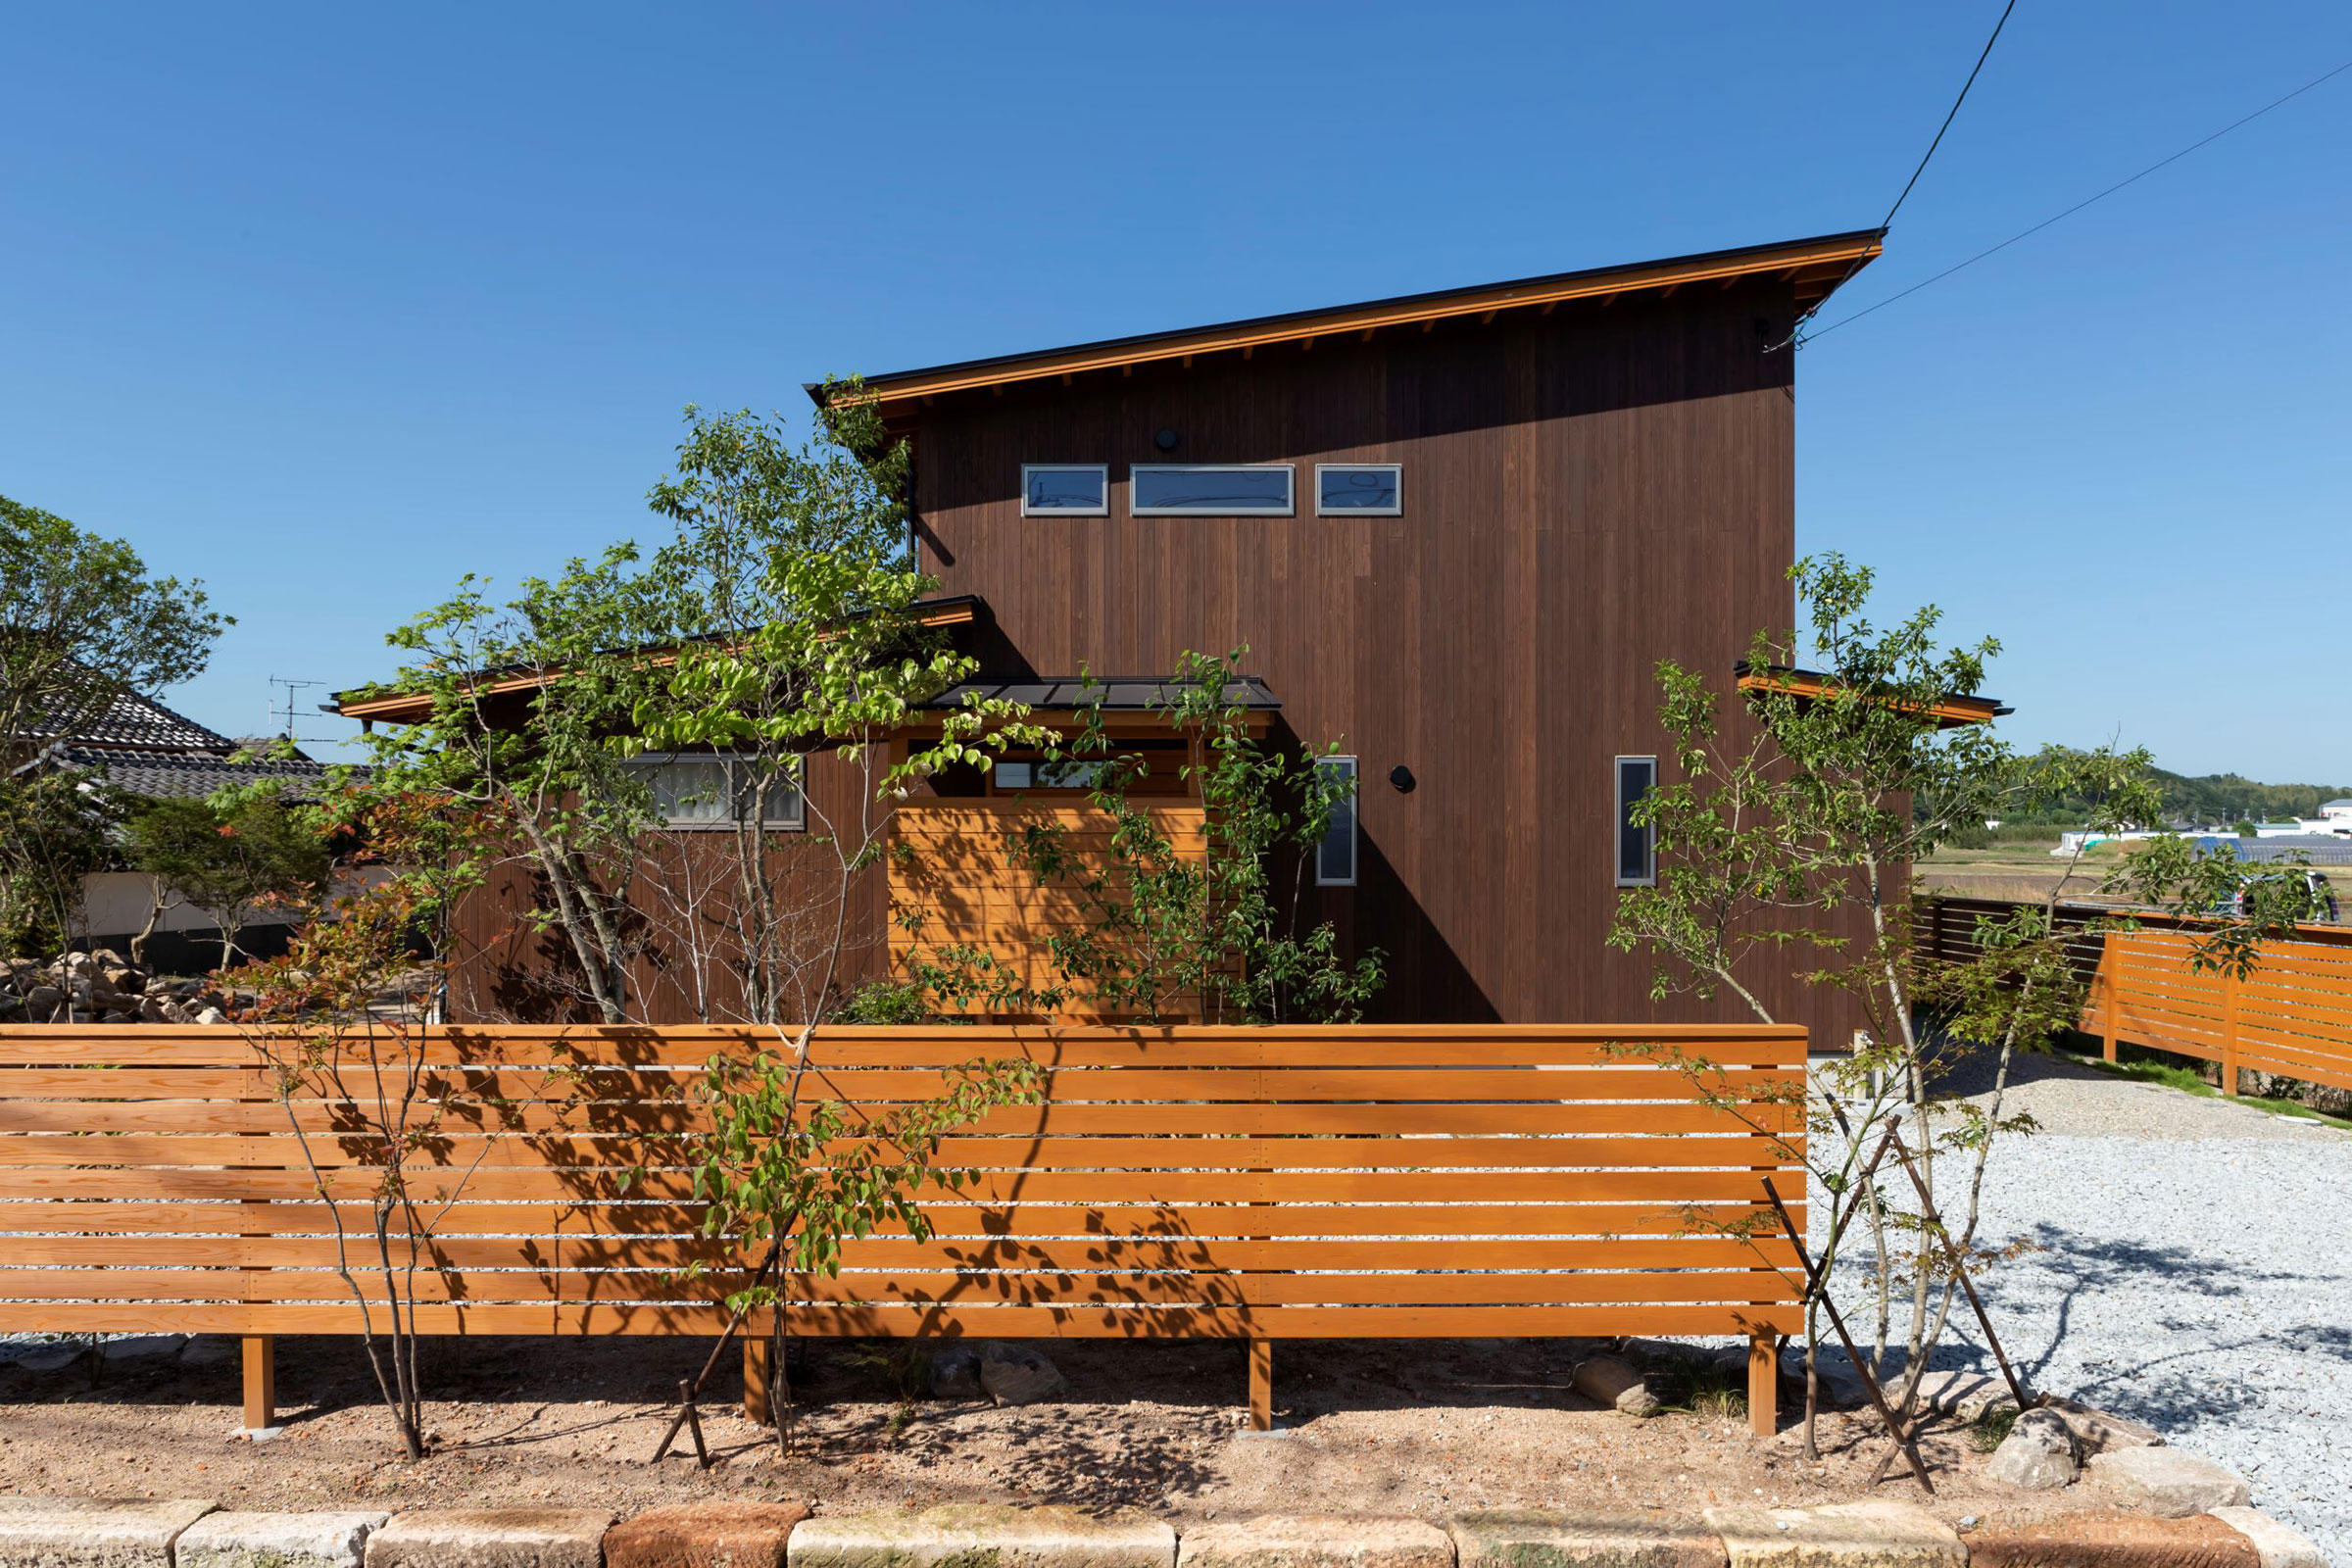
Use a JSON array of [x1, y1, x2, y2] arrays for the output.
[[1824, 1048, 2352, 1561]]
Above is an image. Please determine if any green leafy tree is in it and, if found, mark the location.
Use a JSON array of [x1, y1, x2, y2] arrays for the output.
[[122, 772, 333, 967], [1610, 554, 2307, 1464], [0, 496, 226, 956]]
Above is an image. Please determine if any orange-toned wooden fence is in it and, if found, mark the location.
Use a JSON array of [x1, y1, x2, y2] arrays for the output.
[[888, 801, 1212, 1018], [2089, 929, 2352, 1095], [0, 1023, 1806, 1432]]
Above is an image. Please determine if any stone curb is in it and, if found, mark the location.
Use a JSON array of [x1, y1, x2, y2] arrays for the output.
[[176, 1510, 390, 1568], [788, 1504, 1176, 1568], [0, 1495, 2321, 1568], [1178, 1514, 1452, 1568], [364, 1508, 612, 1568], [0, 1495, 218, 1567]]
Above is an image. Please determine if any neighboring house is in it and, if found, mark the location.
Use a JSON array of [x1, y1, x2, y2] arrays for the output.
[[343, 228, 1946, 1039], [18, 689, 340, 965]]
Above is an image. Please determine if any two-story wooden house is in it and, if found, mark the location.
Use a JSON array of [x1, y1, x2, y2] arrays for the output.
[[821, 228, 1888, 1031], [344, 228, 1904, 1036]]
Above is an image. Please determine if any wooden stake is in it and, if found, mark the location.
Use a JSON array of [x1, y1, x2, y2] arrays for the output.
[[241, 1336, 275, 1432], [1747, 1331, 1777, 1438], [1248, 1339, 1273, 1431]]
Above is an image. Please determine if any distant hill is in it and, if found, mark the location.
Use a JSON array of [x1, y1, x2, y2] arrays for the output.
[[2147, 767, 2352, 825]]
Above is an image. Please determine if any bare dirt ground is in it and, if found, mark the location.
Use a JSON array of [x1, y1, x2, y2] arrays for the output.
[[0, 1333, 2100, 1534]]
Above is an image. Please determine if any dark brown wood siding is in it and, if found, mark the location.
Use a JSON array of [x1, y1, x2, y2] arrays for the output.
[[909, 281, 1861, 1036]]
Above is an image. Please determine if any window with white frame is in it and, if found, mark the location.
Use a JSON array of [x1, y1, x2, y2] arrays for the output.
[[1020, 465, 1108, 516], [1314, 463, 1401, 515], [1615, 756, 1656, 886], [1130, 464, 1295, 516], [627, 754, 806, 831], [1316, 756, 1358, 886]]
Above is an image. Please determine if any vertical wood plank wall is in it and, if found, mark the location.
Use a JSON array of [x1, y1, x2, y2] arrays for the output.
[[909, 280, 1864, 1039]]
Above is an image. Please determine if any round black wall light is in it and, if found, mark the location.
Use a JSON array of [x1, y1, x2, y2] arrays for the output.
[[1153, 427, 1179, 452], [1389, 764, 1416, 794]]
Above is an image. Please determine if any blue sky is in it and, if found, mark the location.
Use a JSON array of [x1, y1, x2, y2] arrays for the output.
[[6, 4, 2347, 782]]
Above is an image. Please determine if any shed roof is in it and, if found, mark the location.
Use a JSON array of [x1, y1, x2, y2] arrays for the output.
[[814, 228, 1884, 413]]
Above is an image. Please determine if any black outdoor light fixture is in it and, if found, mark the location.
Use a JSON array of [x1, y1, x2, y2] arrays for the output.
[[1389, 764, 1415, 794], [1154, 427, 1179, 452]]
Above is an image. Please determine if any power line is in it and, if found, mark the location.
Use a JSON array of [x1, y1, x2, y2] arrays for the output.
[[1781, 0, 2022, 347], [1804, 54, 2352, 345], [1880, 0, 2021, 232]]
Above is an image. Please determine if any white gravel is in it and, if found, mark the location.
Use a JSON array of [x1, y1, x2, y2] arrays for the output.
[[1821, 1049, 2352, 1561]]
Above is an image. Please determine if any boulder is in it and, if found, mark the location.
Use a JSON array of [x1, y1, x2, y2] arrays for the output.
[[2086, 1446, 2252, 1518], [928, 1344, 984, 1399], [24, 984, 65, 1019], [979, 1342, 1065, 1405], [2041, 1396, 2164, 1454], [1982, 1407, 2080, 1490], [1573, 1354, 1658, 1415]]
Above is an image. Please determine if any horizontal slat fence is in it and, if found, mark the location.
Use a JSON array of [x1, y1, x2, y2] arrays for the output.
[[0, 1023, 1805, 1430], [2091, 930, 2352, 1094]]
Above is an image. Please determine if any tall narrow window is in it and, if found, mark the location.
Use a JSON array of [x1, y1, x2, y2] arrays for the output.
[[1021, 465, 1108, 516], [1316, 756, 1358, 886], [1615, 756, 1656, 886]]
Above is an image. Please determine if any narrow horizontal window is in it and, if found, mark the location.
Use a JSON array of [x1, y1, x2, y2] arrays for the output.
[[1130, 464, 1294, 516], [1315, 463, 1401, 515], [627, 754, 805, 831], [1615, 756, 1656, 887], [1316, 756, 1358, 886], [1021, 465, 1108, 516]]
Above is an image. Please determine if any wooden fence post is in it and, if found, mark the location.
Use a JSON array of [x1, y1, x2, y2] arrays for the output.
[[1747, 1331, 1778, 1438], [743, 1330, 772, 1424], [242, 1335, 276, 1432], [2222, 966, 2241, 1097], [1248, 1339, 1273, 1431], [2100, 934, 2120, 1064]]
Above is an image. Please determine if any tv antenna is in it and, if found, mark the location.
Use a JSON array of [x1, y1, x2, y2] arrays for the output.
[[265, 675, 328, 745]]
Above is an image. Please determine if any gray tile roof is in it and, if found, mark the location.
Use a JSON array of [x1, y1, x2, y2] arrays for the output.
[[57, 749, 341, 801], [36, 689, 239, 755]]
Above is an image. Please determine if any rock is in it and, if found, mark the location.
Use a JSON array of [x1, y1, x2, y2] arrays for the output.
[[1178, 1515, 1452, 1568], [96, 1333, 188, 1364], [2208, 1507, 2329, 1568], [177, 1510, 389, 1568], [0, 1495, 220, 1567], [979, 1342, 1065, 1405], [24, 984, 64, 1018], [1702, 1502, 1964, 1568], [363, 1509, 611, 1568], [101, 1010, 137, 1023], [928, 1344, 984, 1399], [139, 997, 169, 1022], [1573, 1354, 1658, 1415], [604, 1502, 808, 1568], [182, 1335, 240, 1366], [2042, 1396, 2165, 1453], [195, 1005, 227, 1025], [788, 1504, 1173, 1568], [10, 1341, 91, 1373], [1904, 1368, 2014, 1422], [2302, 1081, 2352, 1117], [2086, 1446, 2252, 1518], [1964, 1512, 2260, 1567], [1982, 1407, 2080, 1490], [1450, 1508, 1729, 1568]]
